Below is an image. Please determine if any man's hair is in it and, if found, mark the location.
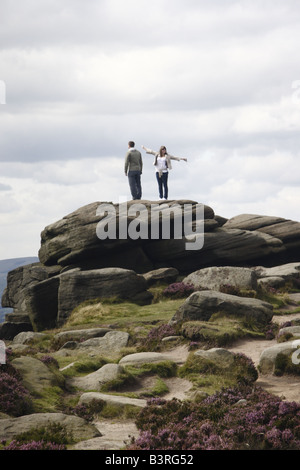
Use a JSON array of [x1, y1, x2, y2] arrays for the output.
[[128, 141, 135, 148]]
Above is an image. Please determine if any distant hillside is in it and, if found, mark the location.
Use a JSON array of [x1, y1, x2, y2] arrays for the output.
[[0, 257, 39, 323]]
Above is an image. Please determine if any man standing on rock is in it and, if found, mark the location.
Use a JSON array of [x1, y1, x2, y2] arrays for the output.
[[124, 141, 143, 200]]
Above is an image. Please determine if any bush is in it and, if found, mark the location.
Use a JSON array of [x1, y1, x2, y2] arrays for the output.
[[65, 399, 105, 421], [178, 351, 258, 393], [163, 282, 194, 299], [0, 350, 33, 417], [0, 372, 33, 417], [1, 423, 70, 450], [3, 440, 66, 450], [142, 324, 178, 351], [127, 385, 300, 450]]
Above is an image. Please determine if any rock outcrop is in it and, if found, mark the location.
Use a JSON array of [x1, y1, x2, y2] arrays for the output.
[[37, 201, 300, 273], [1, 267, 153, 334], [1, 200, 300, 337]]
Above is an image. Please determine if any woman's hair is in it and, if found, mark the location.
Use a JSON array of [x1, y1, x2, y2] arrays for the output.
[[159, 146, 167, 157], [155, 146, 167, 165]]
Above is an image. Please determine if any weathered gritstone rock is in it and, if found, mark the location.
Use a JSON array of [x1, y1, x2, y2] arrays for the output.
[[1, 267, 153, 335], [142, 267, 179, 286], [255, 262, 300, 281], [2, 201, 300, 338], [12, 331, 47, 344], [0, 413, 101, 442], [54, 327, 112, 342], [57, 267, 153, 325], [170, 290, 273, 325], [279, 326, 300, 338], [224, 215, 300, 262], [11, 356, 65, 394], [194, 347, 235, 367], [68, 330, 130, 355], [79, 392, 147, 408], [183, 266, 258, 291], [119, 351, 176, 365], [69, 364, 125, 391], [255, 262, 300, 289], [38, 200, 215, 269], [259, 340, 300, 374]]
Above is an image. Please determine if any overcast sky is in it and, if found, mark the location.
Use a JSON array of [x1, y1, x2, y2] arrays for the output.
[[0, 0, 300, 260]]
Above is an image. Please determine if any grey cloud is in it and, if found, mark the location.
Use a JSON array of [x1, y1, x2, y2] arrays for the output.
[[0, 0, 300, 261], [0, 183, 11, 191]]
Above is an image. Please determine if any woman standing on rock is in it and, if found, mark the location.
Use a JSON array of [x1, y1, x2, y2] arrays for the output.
[[141, 145, 187, 200]]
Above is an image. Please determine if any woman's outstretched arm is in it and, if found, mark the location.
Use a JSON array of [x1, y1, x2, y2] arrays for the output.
[[141, 145, 157, 156]]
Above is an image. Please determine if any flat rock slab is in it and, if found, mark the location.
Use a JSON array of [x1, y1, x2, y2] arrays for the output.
[[55, 328, 112, 342], [62, 331, 130, 356], [255, 262, 300, 280], [79, 392, 147, 408], [119, 351, 175, 365]]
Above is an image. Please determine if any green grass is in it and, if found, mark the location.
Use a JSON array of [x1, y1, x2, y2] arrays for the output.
[[181, 313, 265, 347], [64, 298, 183, 330], [100, 361, 177, 397], [178, 350, 258, 395]]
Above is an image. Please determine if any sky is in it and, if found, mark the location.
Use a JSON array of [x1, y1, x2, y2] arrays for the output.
[[0, 0, 300, 260]]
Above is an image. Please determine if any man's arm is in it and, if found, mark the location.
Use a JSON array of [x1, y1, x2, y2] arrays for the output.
[[124, 151, 130, 175]]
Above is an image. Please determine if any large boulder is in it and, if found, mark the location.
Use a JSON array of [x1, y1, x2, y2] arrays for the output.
[[194, 348, 235, 367], [38, 200, 215, 271], [170, 290, 273, 326], [1, 262, 59, 312], [254, 262, 300, 282], [70, 363, 125, 391], [39, 201, 299, 274], [223, 214, 300, 264], [1, 267, 153, 335], [259, 340, 300, 374], [0, 262, 61, 335], [11, 356, 65, 394], [71, 330, 130, 356], [57, 267, 153, 325], [142, 228, 284, 272], [183, 266, 257, 291]]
